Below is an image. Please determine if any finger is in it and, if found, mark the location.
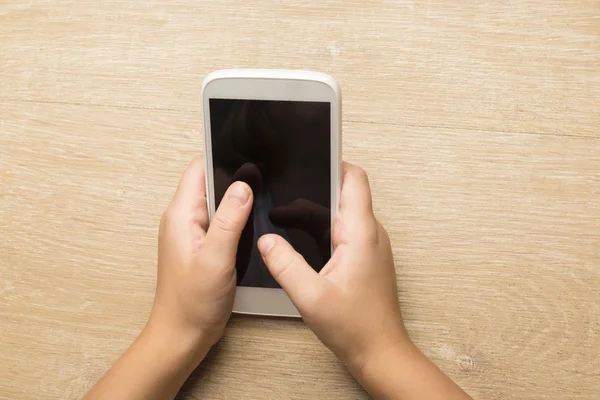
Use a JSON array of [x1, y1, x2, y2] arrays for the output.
[[340, 162, 374, 217], [172, 155, 209, 230], [203, 181, 253, 267], [334, 163, 378, 246], [258, 234, 326, 307]]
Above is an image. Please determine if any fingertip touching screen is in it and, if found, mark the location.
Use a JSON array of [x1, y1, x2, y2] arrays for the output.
[[209, 99, 331, 288]]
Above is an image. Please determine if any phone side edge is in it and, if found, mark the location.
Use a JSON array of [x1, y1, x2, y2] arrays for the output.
[[201, 81, 217, 222]]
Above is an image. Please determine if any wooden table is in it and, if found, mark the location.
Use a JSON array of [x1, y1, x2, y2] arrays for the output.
[[1, 1, 599, 399]]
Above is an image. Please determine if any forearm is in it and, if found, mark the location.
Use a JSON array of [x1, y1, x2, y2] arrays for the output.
[[84, 322, 210, 400], [353, 342, 472, 400]]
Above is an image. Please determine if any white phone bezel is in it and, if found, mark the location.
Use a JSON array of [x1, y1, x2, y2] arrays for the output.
[[201, 69, 342, 317]]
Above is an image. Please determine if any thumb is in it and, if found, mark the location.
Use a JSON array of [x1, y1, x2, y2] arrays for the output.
[[258, 234, 325, 308], [203, 181, 253, 267]]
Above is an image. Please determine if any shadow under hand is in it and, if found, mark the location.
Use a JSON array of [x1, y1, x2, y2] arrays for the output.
[[269, 198, 332, 265]]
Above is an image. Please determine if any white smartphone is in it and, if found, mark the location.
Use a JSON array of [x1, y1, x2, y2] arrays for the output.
[[202, 69, 341, 317]]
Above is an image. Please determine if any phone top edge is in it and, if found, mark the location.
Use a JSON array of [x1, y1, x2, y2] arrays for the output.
[[202, 69, 341, 101]]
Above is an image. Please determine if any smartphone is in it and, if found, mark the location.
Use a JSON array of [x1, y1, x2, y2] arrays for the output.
[[202, 69, 341, 317]]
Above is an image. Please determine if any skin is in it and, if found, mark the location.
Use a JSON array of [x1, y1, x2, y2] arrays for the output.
[[84, 155, 472, 400]]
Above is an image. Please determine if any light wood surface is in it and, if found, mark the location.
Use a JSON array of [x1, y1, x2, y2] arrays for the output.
[[1, 1, 599, 399]]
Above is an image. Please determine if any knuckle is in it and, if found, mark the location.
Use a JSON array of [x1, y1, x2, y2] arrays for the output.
[[353, 166, 369, 182], [161, 208, 172, 224], [378, 221, 391, 245], [160, 207, 176, 230]]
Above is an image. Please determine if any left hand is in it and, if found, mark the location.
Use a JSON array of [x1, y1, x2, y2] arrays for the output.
[[147, 155, 253, 354]]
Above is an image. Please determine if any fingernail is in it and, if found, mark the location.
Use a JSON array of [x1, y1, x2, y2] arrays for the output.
[[258, 236, 275, 255], [227, 182, 250, 206]]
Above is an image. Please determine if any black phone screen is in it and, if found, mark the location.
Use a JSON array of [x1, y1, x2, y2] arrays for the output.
[[209, 99, 331, 288]]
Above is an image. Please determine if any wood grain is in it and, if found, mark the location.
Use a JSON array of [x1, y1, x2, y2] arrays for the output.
[[1, 1, 599, 399], [2, 0, 599, 136]]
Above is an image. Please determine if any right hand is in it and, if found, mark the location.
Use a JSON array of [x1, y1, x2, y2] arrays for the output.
[[257, 162, 413, 373]]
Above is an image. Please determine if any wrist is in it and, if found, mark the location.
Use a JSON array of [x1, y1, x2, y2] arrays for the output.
[[350, 330, 417, 381], [142, 317, 213, 370], [351, 336, 473, 400], [351, 338, 422, 399], [93, 321, 212, 399]]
